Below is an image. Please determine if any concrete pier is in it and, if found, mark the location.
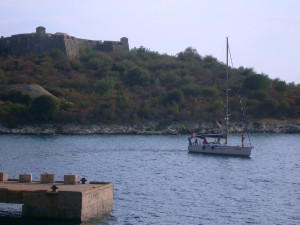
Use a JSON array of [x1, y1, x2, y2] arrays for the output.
[[0, 173, 113, 221]]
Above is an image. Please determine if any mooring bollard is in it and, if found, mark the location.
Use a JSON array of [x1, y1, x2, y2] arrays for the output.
[[80, 178, 87, 184], [50, 184, 59, 192]]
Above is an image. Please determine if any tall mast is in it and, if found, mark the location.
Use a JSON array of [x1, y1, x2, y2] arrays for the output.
[[225, 37, 229, 144]]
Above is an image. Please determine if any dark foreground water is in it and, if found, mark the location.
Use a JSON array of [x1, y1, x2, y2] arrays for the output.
[[0, 134, 299, 225]]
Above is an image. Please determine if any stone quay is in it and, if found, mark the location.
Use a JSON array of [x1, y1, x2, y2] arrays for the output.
[[0, 172, 113, 221]]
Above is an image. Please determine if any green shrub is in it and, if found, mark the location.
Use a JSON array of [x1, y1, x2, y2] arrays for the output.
[[244, 74, 271, 90], [31, 95, 60, 121], [124, 67, 150, 86]]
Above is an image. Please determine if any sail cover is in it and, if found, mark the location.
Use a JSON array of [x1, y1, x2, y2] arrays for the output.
[[195, 133, 226, 139]]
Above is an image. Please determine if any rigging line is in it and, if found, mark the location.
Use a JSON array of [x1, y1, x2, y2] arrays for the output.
[[227, 42, 234, 68], [238, 93, 252, 145], [227, 38, 252, 146]]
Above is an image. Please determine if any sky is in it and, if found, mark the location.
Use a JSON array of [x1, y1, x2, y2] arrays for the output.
[[1, 0, 299, 84]]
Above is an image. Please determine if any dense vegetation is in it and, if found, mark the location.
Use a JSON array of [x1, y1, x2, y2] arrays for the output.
[[0, 47, 299, 126]]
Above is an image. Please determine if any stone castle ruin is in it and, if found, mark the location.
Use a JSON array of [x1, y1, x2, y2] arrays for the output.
[[0, 26, 129, 58]]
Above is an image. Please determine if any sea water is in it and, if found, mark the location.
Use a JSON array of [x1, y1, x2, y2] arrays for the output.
[[0, 134, 299, 225]]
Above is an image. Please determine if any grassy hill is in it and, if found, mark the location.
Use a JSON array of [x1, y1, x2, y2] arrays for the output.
[[0, 47, 299, 127]]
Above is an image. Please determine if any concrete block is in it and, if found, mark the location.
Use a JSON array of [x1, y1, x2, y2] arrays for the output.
[[64, 174, 77, 184], [40, 173, 54, 183], [81, 183, 114, 221], [19, 174, 32, 183], [0, 172, 8, 182], [1, 181, 113, 221]]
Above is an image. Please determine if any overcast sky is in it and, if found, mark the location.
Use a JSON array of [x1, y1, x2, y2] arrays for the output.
[[1, 0, 299, 84]]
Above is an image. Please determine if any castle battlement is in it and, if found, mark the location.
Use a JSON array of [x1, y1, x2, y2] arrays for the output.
[[0, 26, 129, 58]]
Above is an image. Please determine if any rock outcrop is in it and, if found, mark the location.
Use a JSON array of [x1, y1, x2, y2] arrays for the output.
[[0, 120, 299, 135], [0, 84, 54, 98]]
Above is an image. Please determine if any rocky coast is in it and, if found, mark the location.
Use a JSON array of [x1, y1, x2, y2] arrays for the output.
[[0, 119, 299, 135]]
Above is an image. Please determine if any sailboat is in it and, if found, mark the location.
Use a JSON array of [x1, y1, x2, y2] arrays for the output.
[[188, 38, 254, 157]]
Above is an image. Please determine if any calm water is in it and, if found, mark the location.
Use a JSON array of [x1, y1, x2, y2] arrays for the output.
[[0, 134, 299, 225]]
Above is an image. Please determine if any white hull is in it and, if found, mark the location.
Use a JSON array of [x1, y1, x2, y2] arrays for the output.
[[188, 143, 252, 157]]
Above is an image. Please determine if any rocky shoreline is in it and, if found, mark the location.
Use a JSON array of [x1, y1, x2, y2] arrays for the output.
[[0, 120, 299, 135]]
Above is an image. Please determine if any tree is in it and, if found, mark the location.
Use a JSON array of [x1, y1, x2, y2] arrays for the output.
[[130, 46, 160, 60], [295, 97, 300, 106], [200, 87, 218, 98], [203, 55, 219, 69], [177, 47, 202, 62], [1, 90, 32, 105], [259, 98, 279, 116], [250, 90, 267, 101], [244, 74, 271, 90], [159, 71, 180, 86], [273, 78, 286, 92], [0, 70, 6, 84], [31, 95, 60, 121], [165, 89, 184, 104], [81, 50, 113, 72], [49, 49, 65, 61], [124, 67, 150, 86], [94, 76, 116, 94]]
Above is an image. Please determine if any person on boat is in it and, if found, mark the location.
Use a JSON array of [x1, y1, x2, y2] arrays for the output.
[[241, 134, 245, 147], [194, 139, 199, 145], [188, 137, 192, 146], [203, 137, 208, 144]]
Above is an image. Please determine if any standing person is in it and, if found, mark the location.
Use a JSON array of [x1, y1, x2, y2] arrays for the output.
[[241, 134, 245, 147]]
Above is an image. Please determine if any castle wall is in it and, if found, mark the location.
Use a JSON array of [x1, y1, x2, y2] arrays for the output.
[[10, 34, 43, 55], [0, 33, 68, 56], [94, 38, 129, 54], [63, 35, 79, 58], [46, 34, 67, 55], [112, 39, 129, 53], [97, 41, 114, 52], [0, 27, 129, 58], [0, 37, 11, 55], [75, 38, 129, 55], [76, 38, 99, 53]]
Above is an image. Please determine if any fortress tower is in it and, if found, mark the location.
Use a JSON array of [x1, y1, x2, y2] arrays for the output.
[[36, 26, 46, 36], [0, 26, 129, 58]]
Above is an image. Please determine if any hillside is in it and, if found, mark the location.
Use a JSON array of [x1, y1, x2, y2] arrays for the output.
[[0, 47, 299, 132]]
